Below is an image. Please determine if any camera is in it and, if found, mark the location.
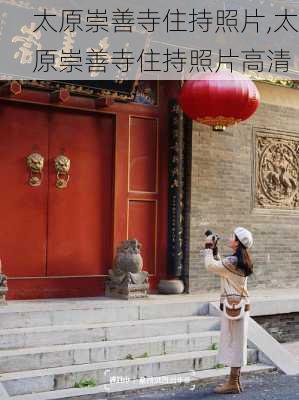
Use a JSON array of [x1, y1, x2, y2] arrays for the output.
[[205, 230, 220, 256], [205, 230, 220, 244]]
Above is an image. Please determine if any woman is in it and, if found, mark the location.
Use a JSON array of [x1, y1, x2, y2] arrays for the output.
[[203, 227, 253, 394]]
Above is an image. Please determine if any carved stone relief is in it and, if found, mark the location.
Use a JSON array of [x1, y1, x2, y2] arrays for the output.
[[255, 132, 299, 209]]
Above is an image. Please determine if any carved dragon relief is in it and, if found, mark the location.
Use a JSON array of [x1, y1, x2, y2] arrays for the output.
[[255, 134, 299, 209]]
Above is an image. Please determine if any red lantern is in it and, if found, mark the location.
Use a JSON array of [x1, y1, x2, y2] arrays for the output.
[[179, 70, 260, 131]]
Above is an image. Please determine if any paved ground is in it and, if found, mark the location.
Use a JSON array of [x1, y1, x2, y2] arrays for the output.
[[115, 370, 299, 400]]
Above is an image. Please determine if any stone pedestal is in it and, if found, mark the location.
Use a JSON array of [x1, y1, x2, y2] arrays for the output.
[[105, 270, 149, 299]]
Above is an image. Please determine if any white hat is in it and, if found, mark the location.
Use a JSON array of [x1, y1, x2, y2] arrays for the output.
[[234, 227, 253, 249]]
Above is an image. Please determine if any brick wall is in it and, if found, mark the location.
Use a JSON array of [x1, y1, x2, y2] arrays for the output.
[[188, 82, 299, 292], [253, 313, 299, 343]]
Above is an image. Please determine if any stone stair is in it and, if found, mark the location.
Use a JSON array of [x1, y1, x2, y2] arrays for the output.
[[0, 298, 276, 399]]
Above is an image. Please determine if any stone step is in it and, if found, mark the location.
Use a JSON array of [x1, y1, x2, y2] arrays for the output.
[[0, 315, 220, 350], [0, 331, 221, 373], [8, 363, 276, 400], [0, 348, 259, 396], [0, 298, 209, 329]]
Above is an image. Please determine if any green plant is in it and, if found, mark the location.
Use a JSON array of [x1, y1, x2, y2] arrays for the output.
[[139, 352, 149, 358], [210, 342, 218, 350], [74, 378, 97, 388], [215, 363, 225, 369]]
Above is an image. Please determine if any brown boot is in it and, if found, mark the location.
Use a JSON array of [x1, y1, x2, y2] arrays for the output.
[[214, 367, 242, 394]]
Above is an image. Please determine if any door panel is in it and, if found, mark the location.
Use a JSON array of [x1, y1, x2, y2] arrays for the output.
[[47, 110, 114, 277], [128, 200, 157, 275], [129, 117, 158, 192], [0, 104, 48, 277]]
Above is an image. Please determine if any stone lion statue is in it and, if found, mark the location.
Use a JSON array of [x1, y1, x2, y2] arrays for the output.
[[113, 239, 143, 274], [106, 239, 149, 298], [0, 274, 8, 304]]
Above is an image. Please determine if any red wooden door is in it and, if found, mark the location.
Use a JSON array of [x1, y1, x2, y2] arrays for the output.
[[47, 110, 114, 277], [0, 104, 48, 278], [0, 103, 115, 298]]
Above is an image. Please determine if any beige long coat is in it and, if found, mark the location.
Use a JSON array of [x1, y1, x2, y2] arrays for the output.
[[203, 248, 250, 367]]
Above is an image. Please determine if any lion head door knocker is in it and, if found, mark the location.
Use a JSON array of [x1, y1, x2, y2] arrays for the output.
[[55, 155, 71, 189], [27, 153, 44, 187]]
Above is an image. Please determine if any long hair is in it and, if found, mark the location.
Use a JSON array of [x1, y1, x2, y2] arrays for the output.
[[234, 235, 254, 276]]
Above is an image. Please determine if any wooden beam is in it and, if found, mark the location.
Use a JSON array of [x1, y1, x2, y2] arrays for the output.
[[95, 96, 114, 108]]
